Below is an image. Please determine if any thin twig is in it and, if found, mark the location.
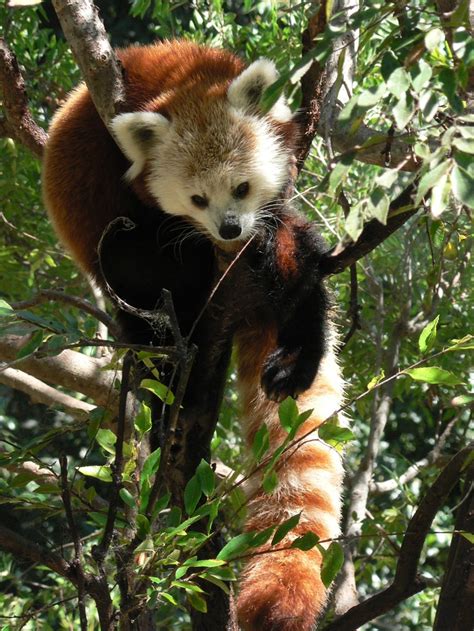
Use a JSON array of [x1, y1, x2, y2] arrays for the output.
[[11, 289, 120, 339], [94, 350, 133, 564], [60, 454, 88, 631]]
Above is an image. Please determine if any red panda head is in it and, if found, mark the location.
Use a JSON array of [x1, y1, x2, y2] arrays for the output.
[[110, 59, 294, 244]]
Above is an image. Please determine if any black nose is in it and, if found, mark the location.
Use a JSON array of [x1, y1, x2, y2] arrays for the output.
[[219, 216, 242, 240]]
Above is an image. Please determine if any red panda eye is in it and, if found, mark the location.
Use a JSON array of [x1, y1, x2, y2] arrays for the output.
[[233, 181, 250, 199], [191, 194, 208, 209]]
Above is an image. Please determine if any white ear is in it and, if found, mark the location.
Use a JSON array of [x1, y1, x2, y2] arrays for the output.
[[110, 112, 170, 181], [227, 59, 292, 122]]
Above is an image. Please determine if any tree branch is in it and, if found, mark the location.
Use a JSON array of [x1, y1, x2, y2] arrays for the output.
[[324, 443, 474, 631], [434, 462, 474, 630], [51, 0, 125, 127], [295, 0, 329, 169], [321, 185, 417, 276], [0, 366, 94, 419], [371, 414, 461, 494], [11, 289, 120, 339], [0, 524, 74, 580], [0, 38, 47, 157], [0, 334, 119, 409]]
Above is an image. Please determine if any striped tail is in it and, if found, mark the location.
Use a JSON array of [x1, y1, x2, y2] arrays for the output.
[[235, 324, 344, 631]]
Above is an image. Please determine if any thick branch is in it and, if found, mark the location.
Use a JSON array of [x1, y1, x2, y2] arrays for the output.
[[434, 463, 474, 630], [0, 38, 47, 156], [0, 366, 94, 419], [324, 443, 474, 631], [295, 1, 329, 169], [51, 0, 125, 126], [0, 334, 119, 409], [0, 524, 73, 580]]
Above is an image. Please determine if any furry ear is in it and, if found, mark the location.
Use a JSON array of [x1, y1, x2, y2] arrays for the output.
[[110, 112, 170, 181], [227, 59, 292, 122]]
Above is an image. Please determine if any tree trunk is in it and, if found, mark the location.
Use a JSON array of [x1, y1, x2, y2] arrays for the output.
[[433, 464, 474, 631]]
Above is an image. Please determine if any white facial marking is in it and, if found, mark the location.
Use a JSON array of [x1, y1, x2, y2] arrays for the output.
[[112, 60, 294, 244], [110, 112, 170, 181]]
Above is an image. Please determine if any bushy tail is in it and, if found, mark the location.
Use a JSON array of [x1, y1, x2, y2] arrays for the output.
[[235, 326, 344, 631]]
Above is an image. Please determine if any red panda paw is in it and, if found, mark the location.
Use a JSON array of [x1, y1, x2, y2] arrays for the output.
[[261, 347, 313, 402], [236, 551, 326, 631]]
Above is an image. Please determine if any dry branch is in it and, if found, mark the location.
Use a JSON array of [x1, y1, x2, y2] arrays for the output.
[[0, 366, 94, 419], [0, 334, 119, 409], [0, 38, 47, 156], [51, 0, 125, 126], [324, 443, 474, 631]]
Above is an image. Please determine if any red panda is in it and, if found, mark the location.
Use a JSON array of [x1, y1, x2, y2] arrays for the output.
[[43, 40, 344, 631]]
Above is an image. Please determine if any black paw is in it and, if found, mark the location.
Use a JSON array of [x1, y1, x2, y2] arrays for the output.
[[261, 347, 315, 403]]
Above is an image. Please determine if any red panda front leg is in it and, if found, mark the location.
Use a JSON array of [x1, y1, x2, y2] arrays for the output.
[[235, 321, 344, 631]]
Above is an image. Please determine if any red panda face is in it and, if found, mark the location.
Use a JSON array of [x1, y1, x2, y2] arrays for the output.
[[111, 59, 294, 243]]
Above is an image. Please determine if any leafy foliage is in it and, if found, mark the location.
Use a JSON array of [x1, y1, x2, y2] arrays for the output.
[[0, 1, 473, 630]]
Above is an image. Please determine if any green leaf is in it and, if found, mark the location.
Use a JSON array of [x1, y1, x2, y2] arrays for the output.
[[452, 137, 474, 154], [134, 402, 152, 435], [141, 447, 161, 485], [418, 316, 439, 353], [95, 428, 117, 455], [367, 370, 385, 390], [16, 330, 44, 359], [451, 394, 474, 406], [278, 397, 299, 432], [411, 59, 432, 93], [318, 423, 355, 445], [291, 532, 320, 551], [200, 573, 230, 594], [460, 532, 474, 544], [252, 423, 270, 461], [187, 591, 207, 613], [419, 90, 439, 122], [404, 367, 463, 386], [320, 542, 344, 587], [367, 190, 390, 225], [451, 164, 474, 209], [262, 469, 279, 494], [77, 465, 112, 483], [416, 160, 451, 205], [184, 475, 202, 515], [430, 172, 451, 218], [160, 592, 178, 606], [386, 67, 410, 96], [136, 514, 150, 538], [197, 459, 215, 497], [140, 378, 175, 404], [183, 558, 226, 568], [249, 525, 275, 548], [345, 203, 364, 241], [393, 92, 415, 129], [119, 487, 135, 508], [272, 513, 302, 545], [0, 299, 13, 317], [217, 533, 254, 560], [424, 27, 445, 52]]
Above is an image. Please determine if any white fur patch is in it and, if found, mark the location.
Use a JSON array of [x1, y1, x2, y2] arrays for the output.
[[227, 59, 292, 123], [110, 112, 170, 181]]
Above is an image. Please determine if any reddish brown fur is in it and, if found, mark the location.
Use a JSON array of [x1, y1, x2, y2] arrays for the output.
[[235, 321, 344, 631], [43, 40, 343, 631], [43, 40, 295, 275], [275, 224, 298, 279]]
